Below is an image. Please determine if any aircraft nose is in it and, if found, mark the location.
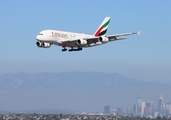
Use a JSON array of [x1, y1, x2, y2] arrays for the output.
[[36, 35, 40, 40]]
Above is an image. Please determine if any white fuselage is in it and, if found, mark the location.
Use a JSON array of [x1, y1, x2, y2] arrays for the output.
[[36, 30, 101, 48]]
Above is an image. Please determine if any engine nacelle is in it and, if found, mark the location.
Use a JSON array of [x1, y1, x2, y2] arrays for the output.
[[36, 41, 51, 48], [42, 42, 51, 48], [36, 41, 42, 47], [76, 39, 87, 45], [98, 36, 109, 43]]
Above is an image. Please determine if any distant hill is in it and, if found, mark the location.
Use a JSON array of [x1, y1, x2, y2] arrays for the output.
[[0, 72, 170, 113]]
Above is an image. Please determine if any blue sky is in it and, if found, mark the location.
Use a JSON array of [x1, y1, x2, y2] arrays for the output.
[[0, 0, 170, 84]]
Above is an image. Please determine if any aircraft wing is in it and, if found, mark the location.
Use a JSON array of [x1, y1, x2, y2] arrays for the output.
[[59, 37, 99, 47], [60, 31, 140, 47], [107, 31, 140, 41]]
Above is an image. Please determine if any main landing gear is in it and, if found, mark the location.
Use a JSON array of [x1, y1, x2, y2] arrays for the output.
[[62, 47, 82, 52], [62, 48, 67, 52], [68, 48, 82, 52]]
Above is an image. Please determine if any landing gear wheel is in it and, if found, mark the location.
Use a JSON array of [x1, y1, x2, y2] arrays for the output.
[[67, 48, 83, 52], [69, 49, 74, 52], [78, 48, 82, 51], [62, 48, 67, 52]]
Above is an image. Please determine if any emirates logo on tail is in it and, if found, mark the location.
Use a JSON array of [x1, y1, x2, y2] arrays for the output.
[[94, 17, 110, 36]]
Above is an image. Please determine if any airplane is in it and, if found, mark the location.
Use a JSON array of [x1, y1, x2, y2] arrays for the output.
[[36, 17, 140, 52]]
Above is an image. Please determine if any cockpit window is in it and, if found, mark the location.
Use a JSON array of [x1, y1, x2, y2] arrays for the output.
[[39, 33, 43, 35]]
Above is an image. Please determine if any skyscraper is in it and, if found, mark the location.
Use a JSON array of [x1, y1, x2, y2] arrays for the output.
[[146, 101, 154, 115], [140, 102, 146, 116], [158, 95, 164, 116], [137, 97, 142, 115], [165, 102, 171, 114], [127, 105, 132, 116], [133, 103, 137, 115], [117, 107, 123, 116], [104, 106, 110, 114], [144, 107, 150, 117]]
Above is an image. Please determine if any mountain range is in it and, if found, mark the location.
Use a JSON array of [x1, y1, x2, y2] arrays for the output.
[[0, 72, 170, 113]]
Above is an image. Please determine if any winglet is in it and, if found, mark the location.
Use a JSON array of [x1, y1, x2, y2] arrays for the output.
[[137, 31, 140, 35]]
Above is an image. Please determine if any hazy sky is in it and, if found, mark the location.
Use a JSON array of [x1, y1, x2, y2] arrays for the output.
[[0, 1, 170, 84]]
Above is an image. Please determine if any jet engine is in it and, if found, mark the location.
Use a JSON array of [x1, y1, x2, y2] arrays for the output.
[[76, 39, 87, 45], [36, 41, 42, 47], [98, 36, 109, 43], [36, 41, 51, 48], [42, 42, 51, 48]]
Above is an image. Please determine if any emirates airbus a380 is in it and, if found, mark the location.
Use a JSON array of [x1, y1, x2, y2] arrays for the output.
[[36, 17, 140, 52]]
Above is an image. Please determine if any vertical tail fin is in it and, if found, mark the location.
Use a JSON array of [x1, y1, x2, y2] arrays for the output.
[[94, 17, 111, 36]]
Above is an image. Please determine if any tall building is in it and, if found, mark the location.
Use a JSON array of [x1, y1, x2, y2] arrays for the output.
[[104, 106, 110, 114], [165, 102, 171, 114], [137, 97, 142, 115], [133, 103, 137, 115], [144, 107, 150, 117], [158, 95, 164, 116], [162, 109, 169, 117], [127, 105, 132, 116], [146, 101, 154, 115], [140, 102, 146, 116], [117, 107, 123, 116]]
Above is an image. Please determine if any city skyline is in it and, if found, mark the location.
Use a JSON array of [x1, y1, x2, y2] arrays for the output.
[[103, 95, 171, 118], [0, 1, 170, 118]]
